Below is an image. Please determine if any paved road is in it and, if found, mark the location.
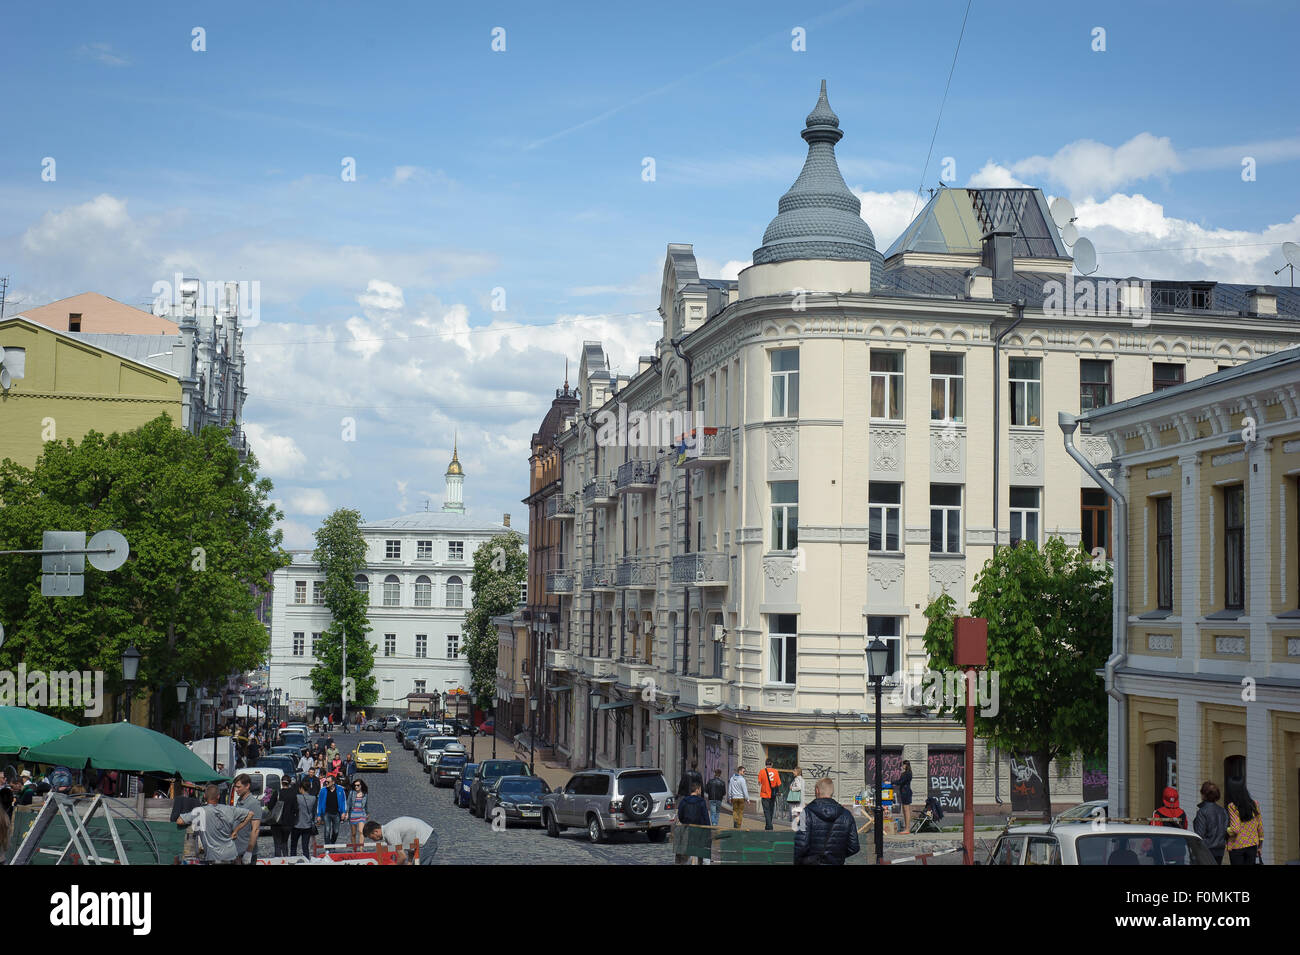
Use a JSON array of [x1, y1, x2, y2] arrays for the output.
[[327, 731, 671, 865]]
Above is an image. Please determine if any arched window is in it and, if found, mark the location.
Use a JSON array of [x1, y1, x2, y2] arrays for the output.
[[414, 575, 432, 608], [353, 575, 369, 601], [383, 574, 400, 607], [446, 576, 464, 608]]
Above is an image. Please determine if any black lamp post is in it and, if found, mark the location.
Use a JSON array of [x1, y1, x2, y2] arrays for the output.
[[121, 642, 141, 724], [588, 687, 601, 769], [866, 638, 889, 865], [491, 702, 498, 759], [529, 696, 538, 775], [175, 677, 190, 740], [432, 691, 442, 731]]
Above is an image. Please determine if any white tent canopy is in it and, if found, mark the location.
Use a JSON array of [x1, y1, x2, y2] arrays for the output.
[[221, 704, 266, 718]]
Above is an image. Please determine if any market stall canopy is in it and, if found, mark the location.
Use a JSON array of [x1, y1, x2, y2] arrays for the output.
[[221, 705, 265, 718], [22, 721, 229, 782], [0, 706, 76, 754]]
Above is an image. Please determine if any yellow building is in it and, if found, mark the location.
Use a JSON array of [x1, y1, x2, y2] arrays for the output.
[[1070, 345, 1300, 863], [0, 316, 183, 468]]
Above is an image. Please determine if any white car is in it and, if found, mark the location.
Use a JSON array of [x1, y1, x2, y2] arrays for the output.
[[986, 823, 1215, 865], [419, 736, 460, 771]]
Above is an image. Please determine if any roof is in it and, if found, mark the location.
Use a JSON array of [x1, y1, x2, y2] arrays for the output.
[[64, 332, 178, 372], [361, 513, 522, 534], [883, 187, 1068, 260], [16, 291, 179, 335]]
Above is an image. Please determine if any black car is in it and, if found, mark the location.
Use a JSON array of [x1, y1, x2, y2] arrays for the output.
[[432, 752, 468, 788], [469, 760, 531, 817], [484, 776, 551, 827], [250, 754, 299, 782]]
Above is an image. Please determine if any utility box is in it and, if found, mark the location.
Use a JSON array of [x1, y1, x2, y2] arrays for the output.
[[953, 617, 988, 668]]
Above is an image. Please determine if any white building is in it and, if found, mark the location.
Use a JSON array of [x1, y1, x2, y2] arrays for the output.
[[269, 446, 520, 716]]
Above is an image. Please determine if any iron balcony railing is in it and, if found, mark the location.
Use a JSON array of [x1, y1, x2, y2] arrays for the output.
[[671, 552, 729, 586], [545, 495, 576, 519], [545, 570, 574, 594], [615, 556, 658, 588], [615, 459, 658, 491], [582, 564, 615, 590], [582, 477, 614, 506]]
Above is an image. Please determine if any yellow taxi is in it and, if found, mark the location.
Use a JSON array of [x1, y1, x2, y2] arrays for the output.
[[354, 740, 390, 772]]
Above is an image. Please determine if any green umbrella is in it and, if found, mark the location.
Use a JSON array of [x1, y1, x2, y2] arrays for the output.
[[0, 706, 77, 754], [22, 721, 229, 782]]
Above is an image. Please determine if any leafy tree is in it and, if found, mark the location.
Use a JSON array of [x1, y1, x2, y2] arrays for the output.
[[462, 532, 526, 716], [309, 509, 377, 714], [921, 537, 1111, 820], [0, 415, 287, 728]]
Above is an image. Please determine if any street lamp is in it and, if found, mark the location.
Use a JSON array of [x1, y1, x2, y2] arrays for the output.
[[588, 687, 601, 770], [529, 696, 539, 775], [175, 677, 190, 740], [121, 642, 141, 724], [865, 638, 889, 865]]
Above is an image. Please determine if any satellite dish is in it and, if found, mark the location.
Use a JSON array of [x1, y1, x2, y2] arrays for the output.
[[1284, 241, 1300, 267], [1073, 237, 1098, 276], [1050, 196, 1076, 228], [87, 530, 129, 572], [0, 368, 9, 391], [1061, 223, 1079, 247]]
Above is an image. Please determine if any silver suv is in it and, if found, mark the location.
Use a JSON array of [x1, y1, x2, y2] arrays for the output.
[[541, 768, 674, 844]]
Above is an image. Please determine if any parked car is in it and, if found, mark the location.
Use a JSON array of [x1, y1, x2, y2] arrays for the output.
[[354, 740, 390, 772], [382, 716, 401, 731], [269, 745, 304, 762], [477, 719, 495, 736], [484, 776, 551, 827], [541, 768, 674, 844], [432, 752, 468, 788], [419, 736, 459, 772], [468, 760, 531, 817], [985, 823, 1215, 865], [1053, 800, 1108, 823], [250, 754, 298, 782], [363, 717, 384, 731], [402, 724, 433, 749], [453, 764, 479, 808], [278, 731, 309, 753], [395, 720, 427, 745]]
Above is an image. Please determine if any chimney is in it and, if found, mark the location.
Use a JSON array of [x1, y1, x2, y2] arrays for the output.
[[503, 513, 511, 527], [982, 229, 1015, 281], [965, 266, 993, 300], [1246, 286, 1277, 317]]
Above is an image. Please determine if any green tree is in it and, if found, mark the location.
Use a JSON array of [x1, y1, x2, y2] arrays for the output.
[[462, 532, 526, 715], [0, 415, 287, 728], [921, 537, 1111, 820], [309, 509, 377, 714]]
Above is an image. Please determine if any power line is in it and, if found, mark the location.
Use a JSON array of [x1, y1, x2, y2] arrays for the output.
[[1094, 242, 1284, 255], [250, 395, 546, 412], [909, 0, 974, 221]]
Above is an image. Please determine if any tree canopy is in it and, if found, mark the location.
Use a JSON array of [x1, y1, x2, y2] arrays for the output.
[[462, 532, 526, 713], [309, 508, 377, 712]]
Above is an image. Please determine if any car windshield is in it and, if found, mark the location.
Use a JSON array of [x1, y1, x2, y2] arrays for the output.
[[498, 778, 547, 794], [441, 754, 466, 765], [485, 761, 528, 779], [1076, 834, 1214, 866], [617, 772, 668, 795], [358, 743, 384, 753]]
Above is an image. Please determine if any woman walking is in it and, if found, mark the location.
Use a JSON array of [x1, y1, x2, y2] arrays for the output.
[[1193, 781, 1228, 865], [291, 781, 317, 857], [787, 768, 805, 831], [896, 760, 914, 833], [266, 783, 295, 857], [348, 779, 369, 847], [1224, 777, 1262, 865]]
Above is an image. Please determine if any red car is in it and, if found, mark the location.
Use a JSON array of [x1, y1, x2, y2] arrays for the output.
[[477, 719, 495, 735]]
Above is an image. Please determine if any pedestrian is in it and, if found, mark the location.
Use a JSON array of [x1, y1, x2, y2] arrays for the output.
[[759, 759, 782, 831], [265, 782, 295, 858], [0, 795, 11, 864], [677, 762, 704, 799], [297, 752, 313, 777], [342, 751, 358, 785], [704, 769, 727, 827], [302, 767, 320, 797], [317, 774, 347, 845], [291, 781, 316, 856], [1151, 786, 1188, 829], [727, 765, 750, 828], [176, 783, 254, 865], [1193, 781, 1228, 865], [326, 740, 340, 764], [328, 755, 343, 781], [896, 760, 914, 833], [787, 767, 806, 831], [793, 777, 860, 865], [362, 817, 438, 864], [229, 773, 263, 863], [675, 783, 712, 865], [1224, 777, 1262, 865], [348, 779, 369, 847], [246, 736, 260, 767]]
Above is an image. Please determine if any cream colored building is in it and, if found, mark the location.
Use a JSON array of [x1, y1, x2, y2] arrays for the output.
[[541, 83, 1300, 815], [1071, 346, 1300, 861]]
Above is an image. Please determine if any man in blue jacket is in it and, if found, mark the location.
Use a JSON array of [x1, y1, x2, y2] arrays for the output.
[[794, 777, 860, 865], [317, 774, 348, 845]]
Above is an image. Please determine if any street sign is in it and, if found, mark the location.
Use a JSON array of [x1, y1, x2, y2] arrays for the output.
[[40, 531, 86, 596]]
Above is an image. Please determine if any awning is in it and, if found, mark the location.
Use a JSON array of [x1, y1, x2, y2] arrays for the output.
[[597, 701, 632, 711], [545, 685, 573, 693], [655, 710, 694, 721]]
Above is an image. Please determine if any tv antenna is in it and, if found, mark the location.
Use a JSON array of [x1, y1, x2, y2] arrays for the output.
[[1275, 241, 1300, 287]]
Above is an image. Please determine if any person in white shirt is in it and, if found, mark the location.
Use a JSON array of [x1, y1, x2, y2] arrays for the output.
[[727, 767, 751, 829], [298, 753, 313, 776], [362, 816, 437, 865]]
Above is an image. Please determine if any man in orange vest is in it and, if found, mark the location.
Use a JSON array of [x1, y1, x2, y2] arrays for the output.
[[759, 760, 783, 831]]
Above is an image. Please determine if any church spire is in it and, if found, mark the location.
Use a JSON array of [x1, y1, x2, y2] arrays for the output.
[[442, 432, 465, 512]]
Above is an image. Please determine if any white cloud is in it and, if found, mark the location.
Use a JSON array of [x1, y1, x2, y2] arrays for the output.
[[274, 517, 316, 550], [967, 162, 1030, 189], [243, 422, 307, 478], [288, 488, 330, 516], [358, 279, 405, 313], [78, 43, 130, 67], [1005, 133, 1182, 198], [852, 189, 928, 253]]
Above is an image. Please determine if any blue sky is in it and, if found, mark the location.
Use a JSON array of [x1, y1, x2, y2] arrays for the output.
[[4, 0, 1298, 546]]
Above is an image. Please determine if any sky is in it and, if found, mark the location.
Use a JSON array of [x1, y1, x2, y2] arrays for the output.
[[4, 0, 1299, 548]]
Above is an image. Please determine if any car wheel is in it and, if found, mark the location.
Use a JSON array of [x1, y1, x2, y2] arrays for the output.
[[587, 815, 605, 844], [647, 827, 669, 843], [545, 811, 560, 837]]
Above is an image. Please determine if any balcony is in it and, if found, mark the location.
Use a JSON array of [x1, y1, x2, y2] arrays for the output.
[[615, 459, 658, 494], [546, 648, 575, 672], [582, 564, 615, 592], [680, 426, 732, 470], [545, 495, 575, 520], [671, 552, 729, 588], [582, 477, 616, 508], [579, 655, 616, 681], [615, 556, 658, 589], [617, 659, 656, 692], [678, 674, 725, 710], [545, 570, 574, 595]]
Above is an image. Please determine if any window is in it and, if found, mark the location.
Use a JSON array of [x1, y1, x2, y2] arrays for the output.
[[930, 485, 962, 554], [415, 634, 427, 658], [870, 351, 904, 420], [384, 633, 396, 656], [311, 632, 321, 657], [413, 680, 426, 694], [868, 483, 901, 552], [383, 574, 401, 606], [1156, 497, 1173, 611], [414, 575, 432, 607], [1009, 358, 1041, 426], [768, 614, 797, 685], [1079, 359, 1112, 411], [447, 634, 460, 658], [293, 581, 307, 604], [446, 576, 464, 608], [385, 539, 401, 559], [312, 581, 325, 605], [417, 540, 433, 560], [1025, 837, 1062, 866], [1009, 487, 1040, 548], [292, 632, 304, 656], [1153, 364, 1185, 392], [448, 541, 464, 561], [770, 349, 799, 418], [867, 616, 902, 683], [930, 353, 964, 422], [353, 574, 369, 596], [519, 580, 527, 604], [770, 482, 799, 551], [1224, 485, 1244, 610], [68, 313, 82, 332], [1081, 490, 1110, 559]]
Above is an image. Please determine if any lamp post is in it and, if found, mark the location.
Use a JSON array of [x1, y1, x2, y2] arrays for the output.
[[529, 696, 538, 775], [121, 642, 141, 724], [432, 690, 442, 731], [491, 702, 498, 759], [175, 677, 190, 740], [865, 638, 889, 865], [588, 687, 601, 770]]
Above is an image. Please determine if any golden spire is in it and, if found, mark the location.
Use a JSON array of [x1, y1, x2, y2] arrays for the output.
[[446, 431, 463, 476]]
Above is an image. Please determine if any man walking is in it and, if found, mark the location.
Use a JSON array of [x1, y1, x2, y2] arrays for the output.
[[317, 774, 348, 845], [302, 766, 320, 797], [727, 766, 750, 829], [230, 773, 263, 864], [176, 784, 254, 864], [362, 817, 438, 865], [759, 759, 783, 831], [794, 778, 860, 865], [704, 769, 727, 828]]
